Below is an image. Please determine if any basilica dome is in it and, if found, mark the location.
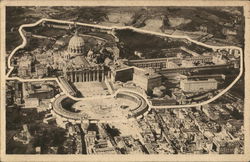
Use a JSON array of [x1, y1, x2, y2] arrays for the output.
[[68, 31, 85, 56]]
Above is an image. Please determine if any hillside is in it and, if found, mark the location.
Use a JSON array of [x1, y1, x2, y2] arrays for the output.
[[6, 6, 244, 52]]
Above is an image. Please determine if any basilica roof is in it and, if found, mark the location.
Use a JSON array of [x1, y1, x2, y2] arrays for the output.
[[67, 55, 90, 69]]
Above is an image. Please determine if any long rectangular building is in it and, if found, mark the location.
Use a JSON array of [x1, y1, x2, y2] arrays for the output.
[[128, 55, 213, 70], [180, 79, 218, 92]]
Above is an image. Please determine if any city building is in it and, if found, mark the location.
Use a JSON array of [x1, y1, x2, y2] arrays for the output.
[[24, 98, 39, 108], [180, 79, 218, 92], [35, 64, 48, 77], [22, 82, 55, 99], [11, 81, 23, 105], [18, 54, 32, 77], [128, 58, 170, 69], [128, 54, 214, 70], [85, 131, 97, 154], [111, 66, 133, 82], [95, 147, 117, 154], [35, 147, 41, 154], [133, 68, 162, 92]]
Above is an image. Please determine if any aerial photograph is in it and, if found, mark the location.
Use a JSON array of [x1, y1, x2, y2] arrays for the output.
[[4, 6, 244, 155]]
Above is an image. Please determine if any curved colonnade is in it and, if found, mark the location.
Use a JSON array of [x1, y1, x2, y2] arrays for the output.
[[50, 90, 149, 124], [116, 91, 149, 118]]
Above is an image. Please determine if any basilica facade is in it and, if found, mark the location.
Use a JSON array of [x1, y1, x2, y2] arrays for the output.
[[62, 31, 111, 82]]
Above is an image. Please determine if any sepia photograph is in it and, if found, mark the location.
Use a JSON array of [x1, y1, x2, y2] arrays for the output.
[[1, 0, 250, 161]]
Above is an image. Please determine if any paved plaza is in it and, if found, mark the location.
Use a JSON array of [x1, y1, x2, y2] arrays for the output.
[[71, 96, 138, 121], [74, 82, 110, 97]]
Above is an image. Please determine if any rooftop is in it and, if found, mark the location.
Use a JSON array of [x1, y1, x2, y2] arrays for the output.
[[67, 56, 90, 68]]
